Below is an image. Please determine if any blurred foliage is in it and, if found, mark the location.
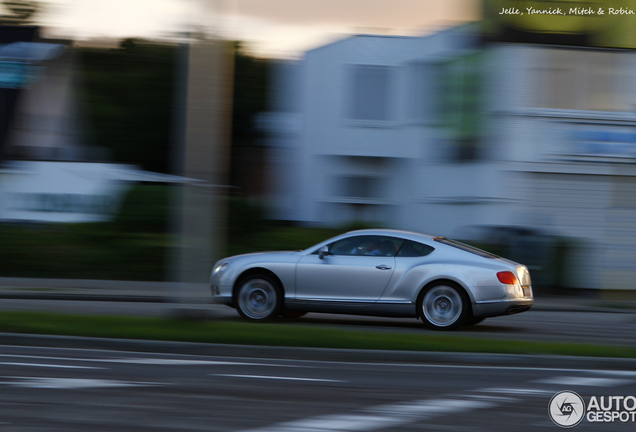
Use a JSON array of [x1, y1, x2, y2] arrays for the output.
[[114, 185, 171, 233], [228, 197, 268, 243], [76, 39, 271, 182], [225, 197, 384, 256], [77, 40, 177, 174], [5, 178, 584, 288], [459, 235, 579, 292], [0, 187, 354, 280], [227, 225, 343, 257], [231, 42, 270, 148], [0, 185, 172, 280], [227, 197, 343, 256], [1, 311, 636, 358], [229, 42, 271, 194]]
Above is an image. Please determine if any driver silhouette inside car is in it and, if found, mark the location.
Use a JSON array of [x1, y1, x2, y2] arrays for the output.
[[363, 238, 383, 256]]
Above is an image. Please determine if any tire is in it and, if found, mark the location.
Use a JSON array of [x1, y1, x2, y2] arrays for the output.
[[235, 274, 282, 321], [417, 282, 469, 330]]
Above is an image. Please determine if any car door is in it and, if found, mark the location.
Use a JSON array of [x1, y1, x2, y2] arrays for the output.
[[295, 235, 399, 302]]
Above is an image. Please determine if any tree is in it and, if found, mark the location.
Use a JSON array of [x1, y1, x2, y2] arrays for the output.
[[76, 39, 271, 182], [77, 39, 178, 173], [230, 42, 271, 195]]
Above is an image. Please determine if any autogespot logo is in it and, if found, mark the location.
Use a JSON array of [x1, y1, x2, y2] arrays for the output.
[[549, 391, 585, 428]]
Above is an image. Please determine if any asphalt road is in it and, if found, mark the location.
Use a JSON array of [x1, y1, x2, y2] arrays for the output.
[[1, 344, 635, 431], [1, 298, 635, 347], [1, 286, 636, 430]]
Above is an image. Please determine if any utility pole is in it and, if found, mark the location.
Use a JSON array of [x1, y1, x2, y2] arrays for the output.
[[171, 33, 233, 314]]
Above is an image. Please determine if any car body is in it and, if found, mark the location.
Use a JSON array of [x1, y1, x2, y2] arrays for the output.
[[210, 229, 533, 330]]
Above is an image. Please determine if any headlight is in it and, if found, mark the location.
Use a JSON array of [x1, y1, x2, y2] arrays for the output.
[[213, 262, 228, 276]]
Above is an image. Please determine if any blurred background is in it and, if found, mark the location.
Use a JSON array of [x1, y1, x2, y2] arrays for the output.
[[1, 0, 636, 296]]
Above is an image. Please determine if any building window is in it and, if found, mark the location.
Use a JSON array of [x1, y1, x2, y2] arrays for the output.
[[528, 49, 630, 112], [348, 65, 392, 121], [407, 62, 439, 123], [336, 175, 381, 199]]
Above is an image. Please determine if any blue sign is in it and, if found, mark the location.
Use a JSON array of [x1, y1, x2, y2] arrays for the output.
[[0, 60, 42, 89], [570, 130, 636, 159]]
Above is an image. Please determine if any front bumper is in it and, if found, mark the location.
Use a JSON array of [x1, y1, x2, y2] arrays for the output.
[[210, 282, 233, 306]]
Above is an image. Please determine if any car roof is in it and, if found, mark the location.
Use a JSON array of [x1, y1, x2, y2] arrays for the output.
[[342, 229, 437, 243]]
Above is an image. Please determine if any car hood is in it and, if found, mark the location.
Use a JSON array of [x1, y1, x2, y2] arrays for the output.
[[229, 250, 299, 258], [219, 250, 302, 265]]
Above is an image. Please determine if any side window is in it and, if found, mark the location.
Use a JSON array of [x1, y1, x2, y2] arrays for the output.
[[396, 240, 434, 257], [328, 236, 404, 257], [378, 238, 403, 257], [328, 237, 364, 256]]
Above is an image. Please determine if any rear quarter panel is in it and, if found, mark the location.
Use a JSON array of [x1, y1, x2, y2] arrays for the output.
[[380, 252, 519, 304]]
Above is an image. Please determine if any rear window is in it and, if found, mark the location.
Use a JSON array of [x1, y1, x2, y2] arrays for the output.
[[433, 237, 500, 259], [396, 240, 434, 257]]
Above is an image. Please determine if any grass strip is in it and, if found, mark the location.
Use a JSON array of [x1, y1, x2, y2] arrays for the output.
[[0, 311, 634, 359]]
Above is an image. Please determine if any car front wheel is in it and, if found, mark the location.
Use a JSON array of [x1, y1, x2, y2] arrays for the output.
[[236, 274, 281, 321], [417, 282, 469, 330]]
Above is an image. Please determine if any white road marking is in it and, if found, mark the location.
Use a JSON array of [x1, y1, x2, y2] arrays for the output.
[[464, 394, 519, 402], [346, 363, 636, 375], [593, 370, 636, 377], [2, 348, 635, 377], [0, 353, 104, 362], [366, 398, 497, 416], [479, 388, 555, 396], [535, 376, 631, 387], [231, 366, 636, 432], [237, 398, 499, 432], [0, 362, 104, 369], [0, 377, 163, 389], [0, 354, 301, 368], [105, 358, 298, 367], [212, 374, 344, 382], [270, 414, 404, 432]]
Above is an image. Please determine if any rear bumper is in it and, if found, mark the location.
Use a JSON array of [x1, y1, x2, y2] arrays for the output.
[[473, 298, 533, 318]]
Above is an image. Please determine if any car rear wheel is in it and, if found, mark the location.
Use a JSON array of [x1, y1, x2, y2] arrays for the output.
[[236, 274, 281, 321], [417, 282, 469, 330]]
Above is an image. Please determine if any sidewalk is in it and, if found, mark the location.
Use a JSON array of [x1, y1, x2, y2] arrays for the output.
[[0, 277, 209, 303], [1, 277, 635, 313]]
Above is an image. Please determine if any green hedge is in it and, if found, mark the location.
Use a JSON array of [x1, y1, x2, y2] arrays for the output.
[[0, 188, 354, 280], [0, 185, 172, 280]]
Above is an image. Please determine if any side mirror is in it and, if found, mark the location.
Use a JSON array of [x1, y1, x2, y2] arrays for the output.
[[318, 246, 330, 260]]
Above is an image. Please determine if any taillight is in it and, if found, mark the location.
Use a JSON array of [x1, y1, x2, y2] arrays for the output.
[[497, 271, 518, 285]]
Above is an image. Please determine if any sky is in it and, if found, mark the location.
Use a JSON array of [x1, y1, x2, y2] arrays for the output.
[[29, 0, 480, 58]]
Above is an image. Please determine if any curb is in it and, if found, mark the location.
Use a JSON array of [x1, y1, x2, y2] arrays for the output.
[[1, 332, 636, 371], [1, 292, 635, 315], [0, 293, 170, 303]]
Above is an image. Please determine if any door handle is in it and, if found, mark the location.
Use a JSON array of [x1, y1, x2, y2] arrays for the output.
[[376, 265, 392, 270]]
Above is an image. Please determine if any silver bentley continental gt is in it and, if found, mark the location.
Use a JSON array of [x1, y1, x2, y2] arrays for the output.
[[210, 229, 533, 330]]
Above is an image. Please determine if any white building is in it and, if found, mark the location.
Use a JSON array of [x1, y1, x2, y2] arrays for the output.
[[267, 27, 483, 228], [265, 26, 636, 290], [487, 44, 636, 291]]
